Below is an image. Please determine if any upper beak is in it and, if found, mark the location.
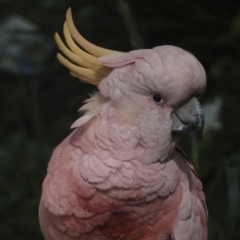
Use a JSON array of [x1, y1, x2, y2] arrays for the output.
[[171, 97, 204, 138]]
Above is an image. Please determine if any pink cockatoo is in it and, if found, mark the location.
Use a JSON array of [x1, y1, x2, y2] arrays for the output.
[[39, 8, 208, 240]]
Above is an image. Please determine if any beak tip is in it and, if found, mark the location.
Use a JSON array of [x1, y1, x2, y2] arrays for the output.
[[171, 97, 204, 138]]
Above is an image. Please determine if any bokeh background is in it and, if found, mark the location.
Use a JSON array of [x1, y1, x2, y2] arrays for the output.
[[1, 0, 240, 239]]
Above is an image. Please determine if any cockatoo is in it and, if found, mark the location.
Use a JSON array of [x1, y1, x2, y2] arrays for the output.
[[39, 8, 208, 240]]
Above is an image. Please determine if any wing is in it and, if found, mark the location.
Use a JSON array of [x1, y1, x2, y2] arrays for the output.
[[39, 117, 144, 239], [39, 119, 115, 239], [172, 148, 208, 240]]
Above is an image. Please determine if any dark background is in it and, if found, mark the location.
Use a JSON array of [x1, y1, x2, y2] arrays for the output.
[[1, 0, 240, 239]]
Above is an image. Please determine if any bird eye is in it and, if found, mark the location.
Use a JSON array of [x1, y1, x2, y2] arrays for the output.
[[152, 94, 162, 103]]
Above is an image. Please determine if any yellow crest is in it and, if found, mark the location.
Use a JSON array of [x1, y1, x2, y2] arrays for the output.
[[55, 8, 120, 85]]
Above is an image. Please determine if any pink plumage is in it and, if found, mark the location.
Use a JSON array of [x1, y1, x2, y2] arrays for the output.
[[39, 9, 208, 240]]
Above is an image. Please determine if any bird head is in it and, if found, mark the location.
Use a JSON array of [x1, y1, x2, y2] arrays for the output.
[[55, 8, 206, 163]]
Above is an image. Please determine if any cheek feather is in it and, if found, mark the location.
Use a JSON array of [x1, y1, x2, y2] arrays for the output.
[[137, 107, 173, 163], [112, 95, 149, 123]]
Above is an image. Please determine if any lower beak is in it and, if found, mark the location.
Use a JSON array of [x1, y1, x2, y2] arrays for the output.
[[171, 97, 204, 138]]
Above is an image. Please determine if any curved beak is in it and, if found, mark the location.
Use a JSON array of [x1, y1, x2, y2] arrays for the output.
[[171, 97, 204, 139]]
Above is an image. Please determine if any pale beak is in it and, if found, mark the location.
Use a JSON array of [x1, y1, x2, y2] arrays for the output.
[[171, 97, 204, 138]]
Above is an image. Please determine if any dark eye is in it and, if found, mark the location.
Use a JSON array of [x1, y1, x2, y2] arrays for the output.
[[152, 94, 162, 103]]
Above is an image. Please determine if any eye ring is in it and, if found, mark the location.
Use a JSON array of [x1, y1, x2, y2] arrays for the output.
[[152, 94, 162, 103]]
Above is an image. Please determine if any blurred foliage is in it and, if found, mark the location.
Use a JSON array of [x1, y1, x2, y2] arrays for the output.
[[0, 0, 240, 239]]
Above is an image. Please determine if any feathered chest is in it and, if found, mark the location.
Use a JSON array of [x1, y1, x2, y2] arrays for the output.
[[42, 126, 182, 239], [41, 118, 208, 240], [46, 123, 180, 198]]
